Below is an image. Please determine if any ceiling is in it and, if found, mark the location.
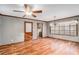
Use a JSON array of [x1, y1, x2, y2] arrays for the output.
[[0, 4, 79, 21]]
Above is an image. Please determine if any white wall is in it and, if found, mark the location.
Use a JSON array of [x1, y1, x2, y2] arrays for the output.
[[33, 22, 38, 39], [49, 35, 79, 42], [0, 15, 47, 45], [1, 16, 24, 45], [43, 22, 47, 37], [0, 16, 2, 45]]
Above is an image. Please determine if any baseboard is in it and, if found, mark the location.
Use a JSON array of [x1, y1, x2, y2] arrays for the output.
[[47, 36, 79, 43], [0, 41, 24, 47]]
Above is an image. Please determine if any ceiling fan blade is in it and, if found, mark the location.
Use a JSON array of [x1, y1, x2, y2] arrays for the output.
[[32, 14, 37, 17], [24, 4, 28, 9], [33, 10, 42, 13], [24, 4, 29, 12], [24, 4, 32, 12], [13, 10, 24, 12], [22, 15, 26, 18]]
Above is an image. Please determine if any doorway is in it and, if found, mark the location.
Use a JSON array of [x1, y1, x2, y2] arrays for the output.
[[37, 23, 43, 38], [24, 22, 33, 41]]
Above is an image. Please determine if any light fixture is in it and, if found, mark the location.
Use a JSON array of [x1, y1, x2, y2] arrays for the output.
[[49, 23, 53, 27], [74, 20, 78, 24], [53, 16, 56, 26], [26, 12, 32, 16]]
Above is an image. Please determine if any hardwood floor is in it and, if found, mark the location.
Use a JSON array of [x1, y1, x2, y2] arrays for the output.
[[25, 32, 32, 41], [0, 38, 79, 55]]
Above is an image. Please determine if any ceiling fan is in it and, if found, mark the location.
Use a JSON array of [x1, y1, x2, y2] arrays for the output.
[[13, 4, 42, 17]]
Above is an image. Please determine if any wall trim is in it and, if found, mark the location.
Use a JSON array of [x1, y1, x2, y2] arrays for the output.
[[0, 13, 79, 22], [0, 13, 47, 22], [48, 15, 79, 22]]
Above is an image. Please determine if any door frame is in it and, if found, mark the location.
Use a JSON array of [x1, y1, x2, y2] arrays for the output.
[[24, 21, 33, 41], [37, 23, 43, 38]]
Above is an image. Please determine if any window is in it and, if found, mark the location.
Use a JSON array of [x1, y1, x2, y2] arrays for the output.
[[49, 20, 78, 36]]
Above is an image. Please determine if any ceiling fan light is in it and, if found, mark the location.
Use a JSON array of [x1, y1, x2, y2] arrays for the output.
[[26, 12, 32, 16]]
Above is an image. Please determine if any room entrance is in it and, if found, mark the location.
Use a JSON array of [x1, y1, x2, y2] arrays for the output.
[[24, 22, 33, 41]]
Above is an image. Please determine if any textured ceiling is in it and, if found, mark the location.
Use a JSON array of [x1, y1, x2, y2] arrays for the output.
[[0, 4, 79, 21]]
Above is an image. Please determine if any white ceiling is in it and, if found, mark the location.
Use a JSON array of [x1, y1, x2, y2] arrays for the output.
[[0, 4, 79, 21]]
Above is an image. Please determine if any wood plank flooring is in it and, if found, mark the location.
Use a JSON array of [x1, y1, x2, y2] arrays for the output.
[[0, 38, 79, 55]]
